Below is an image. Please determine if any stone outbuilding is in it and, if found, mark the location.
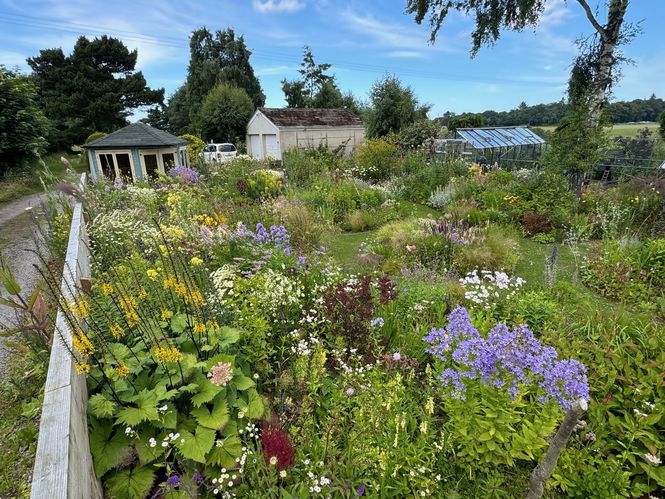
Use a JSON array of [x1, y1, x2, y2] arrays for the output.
[[82, 122, 189, 181], [246, 108, 366, 161]]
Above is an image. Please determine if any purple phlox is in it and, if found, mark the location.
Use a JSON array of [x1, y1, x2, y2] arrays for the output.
[[168, 165, 199, 183]]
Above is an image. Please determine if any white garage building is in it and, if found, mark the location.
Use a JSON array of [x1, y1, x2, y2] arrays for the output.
[[246, 108, 366, 161]]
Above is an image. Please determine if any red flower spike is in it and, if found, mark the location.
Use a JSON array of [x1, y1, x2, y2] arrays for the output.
[[261, 420, 294, 470]]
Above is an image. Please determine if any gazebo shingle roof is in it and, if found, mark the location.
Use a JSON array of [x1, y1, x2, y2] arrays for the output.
[[83, 122, 188, 148], [259, 108, 364, 127]]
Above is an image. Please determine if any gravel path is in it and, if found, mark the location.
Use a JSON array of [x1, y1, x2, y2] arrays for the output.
[[0, 193, 47, 373]]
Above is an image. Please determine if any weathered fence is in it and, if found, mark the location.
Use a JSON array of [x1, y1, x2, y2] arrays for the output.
[[31, 173, 103, 499]]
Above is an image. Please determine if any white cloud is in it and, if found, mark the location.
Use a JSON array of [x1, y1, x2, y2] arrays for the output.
[[255, 64, 296, 76], [252, 0, 305, 14], [385, 50, 427, 59]]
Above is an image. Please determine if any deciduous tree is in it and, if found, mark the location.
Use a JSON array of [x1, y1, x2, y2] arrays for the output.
[[193, 84, 254, 144], [0, 66, 50, 170], [365, 75, 430, 137], [407, 0, 633, 129]]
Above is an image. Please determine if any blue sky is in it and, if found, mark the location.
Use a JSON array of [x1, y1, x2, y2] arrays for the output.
[[1, 0, 663, 118]]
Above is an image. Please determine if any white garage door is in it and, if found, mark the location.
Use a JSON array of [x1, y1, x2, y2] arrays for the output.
[[248, 134, 261, 159], [264, 134, 280, 161]]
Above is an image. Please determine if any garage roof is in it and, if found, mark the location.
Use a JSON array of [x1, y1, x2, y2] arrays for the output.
[[259, 108, 364, 128], [83, 122, 188, 149]]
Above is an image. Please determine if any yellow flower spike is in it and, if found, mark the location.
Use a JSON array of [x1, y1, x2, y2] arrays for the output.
[[100, 283, 114, 296], [73, 332, 95, 356], [207, 320, 220, 331], [163, 277, 176, 290], [109, 323, 125, 339], [160, 308, 173, 321], [193, 322, 206, 334], [69, 299, 90, 321], [138, 289, 148, 300], [116, 365, 129, 378], [154, 345, 184, 364], [190, 256, 203, 267], [147, 269, 158, 280], [174, 282, 187, 297], [190, 289, 205, 305], [75, 361, 91, 375], [126, 310, 140, 327]]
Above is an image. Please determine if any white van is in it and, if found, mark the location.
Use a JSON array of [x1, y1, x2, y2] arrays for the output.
[[201, 143, 237, 163]]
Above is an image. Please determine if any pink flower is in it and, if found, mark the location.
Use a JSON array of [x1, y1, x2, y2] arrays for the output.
[[406, 244, 417, 253], [392, 352, 401, 361], [208, 362, 233, 386], [60, 156, 70, 165]]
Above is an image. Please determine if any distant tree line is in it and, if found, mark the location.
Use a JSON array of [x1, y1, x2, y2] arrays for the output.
[[437, 95, 665, 128]]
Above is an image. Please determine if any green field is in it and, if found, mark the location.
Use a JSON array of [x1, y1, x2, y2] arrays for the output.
[[540, 122, 659, 138]]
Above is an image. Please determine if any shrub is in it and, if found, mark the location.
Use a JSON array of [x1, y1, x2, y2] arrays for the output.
[[84, 131, 107, 144], [349, 210, 372, 232], [179, 133, 206, 161], [397, 120, 442, 152], [506, 290, 563, 332], [246, 170, 284, 200], [283, 147, 335, 187], [453, 224, 520, 274], [350, 138, 398, 181], [522, 211, 551, 235]]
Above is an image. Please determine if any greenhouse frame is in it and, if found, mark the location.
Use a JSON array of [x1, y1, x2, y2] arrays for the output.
[[435, 126, 546, 167]]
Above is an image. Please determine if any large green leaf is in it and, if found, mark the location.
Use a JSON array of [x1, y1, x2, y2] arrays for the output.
[[191, 398, 229, 430], [206, 431, 242, 468], [176, 425, 216, 464], [234, 373, 255, 391], [88, 419, 132, 477], [135, 434, 166, 465], [116, 388, 160, 426], [105, 465, 156, 499], [191, 375, 223, 407], [170, 313, 188, 333], [88, 393, 117, 419]]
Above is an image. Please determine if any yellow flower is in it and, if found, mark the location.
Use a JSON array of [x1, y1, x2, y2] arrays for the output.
[[109, 323, 125, 339], [69, 299, 90, 320], [126, 309, 140, 327], [116, 365, 129, 377], [154, 345, 183, 364], [193, 322, 206, 334], [174, 282, 187, 297], [75, 361, 91, 375], [163, 277, 176, 290], [147, 269, 158, 280], [190, 289, 205, 305], [138, 288, 147, 300], [160, 308, 173, 321], [73, 332, 95, 356], [190, 256, 203, 266], [119, 295, 138, 312], [101, 283, 114, 295], [207, 320, 220, 331]]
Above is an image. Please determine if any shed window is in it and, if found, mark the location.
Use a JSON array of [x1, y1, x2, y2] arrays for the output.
[[144, 154, 159, 178], [116, 153, 132, 179], [162, 153, 175, 168], [99, 154, 116, 181]]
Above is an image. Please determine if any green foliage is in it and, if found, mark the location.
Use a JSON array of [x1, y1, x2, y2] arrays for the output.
[[366, 75, 430, 137], [397, 119, 443, 151], [543, 98, 609, 179], [659, 110, 665, 139], [447, 113, 483, 132], [0, 66, 50, 170], [246, 170, 284, 199], [350, 138, 399, 181], [194, 83, 255, 143], [27, 36, 163, 148], [84, 131, 107, 144], [186, 27, 265, 113], [179, 133, 206, 161]]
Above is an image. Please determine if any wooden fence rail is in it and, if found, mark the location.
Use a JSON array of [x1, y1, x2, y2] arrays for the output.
[[31, 173, 103, 499]]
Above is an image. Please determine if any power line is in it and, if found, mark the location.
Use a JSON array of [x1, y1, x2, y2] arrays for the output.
[[0, 12, 565, 87]]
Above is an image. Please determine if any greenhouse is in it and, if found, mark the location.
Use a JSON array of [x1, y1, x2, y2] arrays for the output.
[[435, 126, 546, 167]]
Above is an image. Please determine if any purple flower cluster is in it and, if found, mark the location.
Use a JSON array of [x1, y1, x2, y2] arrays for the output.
[[424, 306, 589, 410], [430, 219, 472, 245], [168, 165, 199, 183], [254, 223, 291, 252]]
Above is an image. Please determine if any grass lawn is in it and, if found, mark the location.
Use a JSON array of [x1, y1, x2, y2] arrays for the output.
[[540, 122, 659, 138], [0, 152, 86, 205]]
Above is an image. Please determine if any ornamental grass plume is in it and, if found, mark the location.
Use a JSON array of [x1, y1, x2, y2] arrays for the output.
[[424, 306, 589, 410], [261, 419, 294, 470]]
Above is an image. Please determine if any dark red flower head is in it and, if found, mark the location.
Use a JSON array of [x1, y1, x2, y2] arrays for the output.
[[261, 420, 294, 470]]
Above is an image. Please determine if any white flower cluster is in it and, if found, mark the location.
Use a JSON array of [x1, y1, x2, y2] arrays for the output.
[[428, 183, 457, 209], [290, 329, 321, 357], [90, 209, 159, 260], [212, 424, 257, 497], [210, 265, 237, 305], [302, 459, 332, 495], [251, 268, 303, 314], [513, 168, 536, 180], [331, 347, 377, 377], [459, 269, 525, 310]]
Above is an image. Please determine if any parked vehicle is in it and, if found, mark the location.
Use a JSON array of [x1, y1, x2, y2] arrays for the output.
[[200, 143, 237, 163]]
